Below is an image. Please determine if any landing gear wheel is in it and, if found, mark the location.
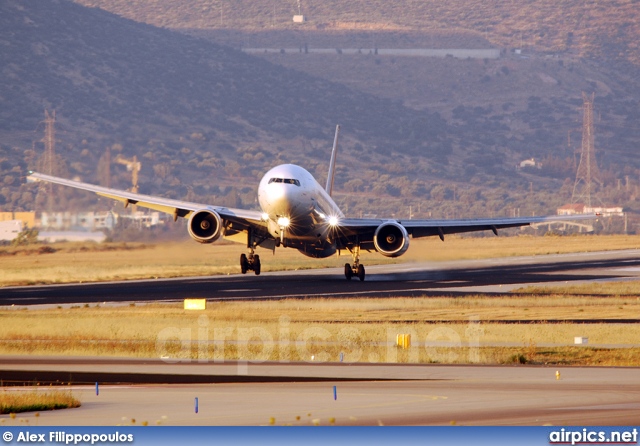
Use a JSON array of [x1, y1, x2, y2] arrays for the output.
[[253, 255, 261, 275], [345, 243, 366, 281], [240, 254, 249, 274], [357, 264, 365, 281], [344, 263, 353, 280]]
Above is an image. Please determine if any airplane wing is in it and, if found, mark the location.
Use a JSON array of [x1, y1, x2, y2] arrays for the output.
[[334, 213, 598, 247], [27, 172, 264, 226], [402, 215, 598, 238], [27, 171, 598, 255]]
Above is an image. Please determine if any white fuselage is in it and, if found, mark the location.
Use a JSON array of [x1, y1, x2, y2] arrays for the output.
[[257, 164, 343, 257]]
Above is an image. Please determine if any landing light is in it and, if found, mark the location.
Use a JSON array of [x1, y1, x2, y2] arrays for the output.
[[277, 217, 291, 228], [261, 213, 269, 221], [328, 216, 339, 226]]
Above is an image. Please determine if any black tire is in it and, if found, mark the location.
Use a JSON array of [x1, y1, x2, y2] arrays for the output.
[[240, 253, 248, 274], [357, 264, 366, 281], [344, 263, 353, 280], [253, 254, 261, 275]]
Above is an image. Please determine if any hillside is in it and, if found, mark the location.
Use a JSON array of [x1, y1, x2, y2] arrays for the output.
[[0, 0, 450, 211], [0, 1, 448, 146], [75, 0, 640, 66], [68, 0, 640, 175], [1, 1, 640, 231]]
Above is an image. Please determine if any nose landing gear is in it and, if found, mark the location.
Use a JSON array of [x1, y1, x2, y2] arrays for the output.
[[240, 251, 261, 275], [344, 244, 365, 281], [344, 263, 365, 281]]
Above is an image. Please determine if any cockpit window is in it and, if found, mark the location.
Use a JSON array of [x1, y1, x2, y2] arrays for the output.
[[268, 178, 300, 186]]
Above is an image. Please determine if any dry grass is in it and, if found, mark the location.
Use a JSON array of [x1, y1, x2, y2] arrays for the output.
[[1, 290, 639, 365], [516, 281, 640, 297], [0, 388, 80, 414], [1, 234, 638, 286], [2, 235, 639, 365]]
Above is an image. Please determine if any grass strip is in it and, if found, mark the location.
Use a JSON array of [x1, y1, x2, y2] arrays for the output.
[[0, 389, 80, 414], [2, 290, 640, 366]]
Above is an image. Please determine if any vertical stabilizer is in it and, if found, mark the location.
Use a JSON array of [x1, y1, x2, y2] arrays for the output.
[[325, 125, 340, 196]]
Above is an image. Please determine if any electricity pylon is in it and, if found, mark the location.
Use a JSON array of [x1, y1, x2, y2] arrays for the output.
[[571, 92, 601, 207], [39, 110, 56, 212]]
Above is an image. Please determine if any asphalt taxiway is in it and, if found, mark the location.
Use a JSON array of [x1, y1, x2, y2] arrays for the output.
[[1, 357, 639, 425]]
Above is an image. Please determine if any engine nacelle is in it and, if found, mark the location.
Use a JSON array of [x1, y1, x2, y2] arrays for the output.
[[187, 209, 222, 244], [373, 221, 410, 257]]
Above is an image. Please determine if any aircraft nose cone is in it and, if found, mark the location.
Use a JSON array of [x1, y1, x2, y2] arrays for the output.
[[268, 183, 299, 215]]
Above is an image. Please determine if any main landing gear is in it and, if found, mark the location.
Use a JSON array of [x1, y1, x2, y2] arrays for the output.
[[344, 244, 365, 281], [240, 251, 261, 275]]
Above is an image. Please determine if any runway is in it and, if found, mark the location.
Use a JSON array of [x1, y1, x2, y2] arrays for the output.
[[2, 250, 640, 426], [1, 249, 640, 306], [1, 357, 639, 425]]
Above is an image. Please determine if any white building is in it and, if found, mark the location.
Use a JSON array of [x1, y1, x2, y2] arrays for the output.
[[557, 203, 624, 217], [119, 211, 163, 228], [0, 220, 23, 241], [519, 158, 541, 169], [557, 203, 586, 215], [40, 211, 163, 230], [585, 206, 624, 217], [40, 211, 118, 230]]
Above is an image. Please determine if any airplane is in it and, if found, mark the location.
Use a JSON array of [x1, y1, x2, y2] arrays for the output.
[[27, 125, 597, 281]]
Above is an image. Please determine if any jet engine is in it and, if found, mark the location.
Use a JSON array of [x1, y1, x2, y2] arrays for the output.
[[373, 221, 410, 257], [187, 209, 222, 244]]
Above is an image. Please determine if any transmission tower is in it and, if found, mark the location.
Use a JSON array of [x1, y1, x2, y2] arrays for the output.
[[571, 92, 601, 207], [40, 110, 56, 212]]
